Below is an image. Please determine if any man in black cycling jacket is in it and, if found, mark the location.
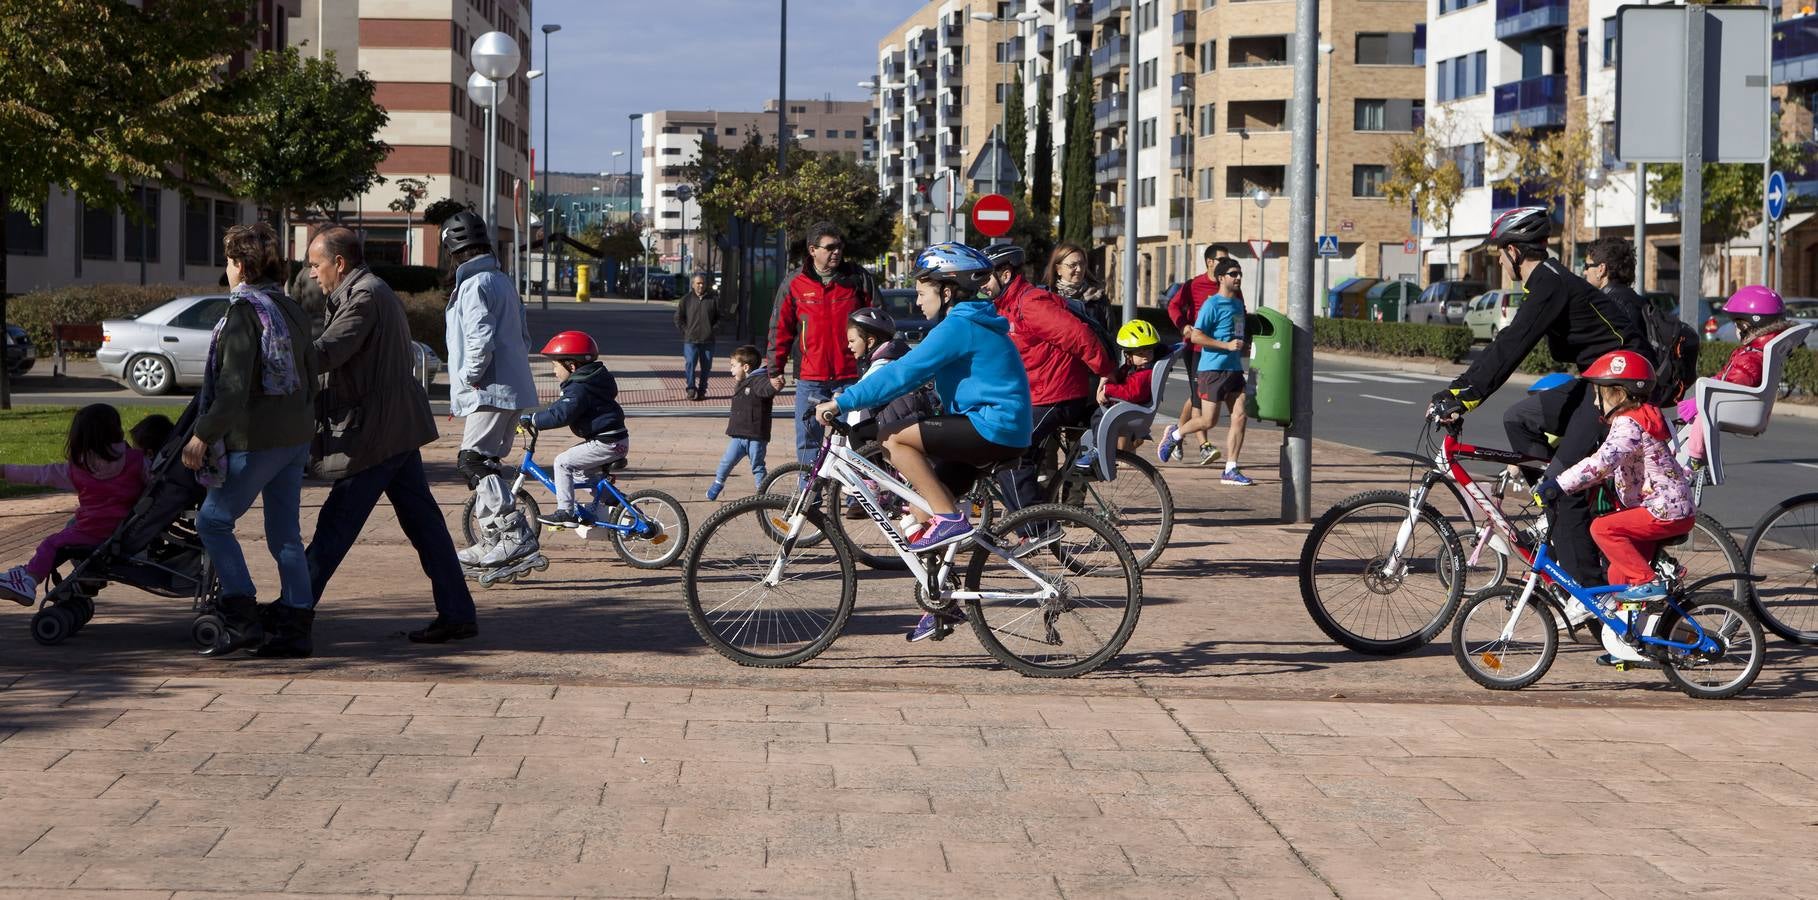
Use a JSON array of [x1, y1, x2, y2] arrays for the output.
[[1429, 207, 1646, 588]]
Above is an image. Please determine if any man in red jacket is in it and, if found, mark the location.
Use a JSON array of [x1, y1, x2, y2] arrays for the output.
[[1167, 244, 1230, 466], [982, 244, 1117, 509], [767, 223, 876, 466]]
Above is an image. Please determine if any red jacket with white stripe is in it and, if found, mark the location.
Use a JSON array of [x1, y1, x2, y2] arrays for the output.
[[767, 262, 875, 383]]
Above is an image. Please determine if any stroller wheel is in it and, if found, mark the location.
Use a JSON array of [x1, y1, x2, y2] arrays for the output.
[[67, 596, 94, 632], [191, 613, 226, 649], [31, 607, 76, 646]]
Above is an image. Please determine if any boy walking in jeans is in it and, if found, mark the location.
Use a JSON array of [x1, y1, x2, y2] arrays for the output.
[[709, 346, 777, 500]]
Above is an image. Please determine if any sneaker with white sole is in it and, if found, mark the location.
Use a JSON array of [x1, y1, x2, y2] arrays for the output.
[[908, 608, 967, 642], [1157, 427, 1180, 463], [1197, 443, 1222, 466], [908, 514, 974, 552], [1221, 469, 1255, 486], [0, 566, 37, 606]]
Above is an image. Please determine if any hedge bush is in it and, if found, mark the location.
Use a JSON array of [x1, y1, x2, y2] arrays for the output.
[[1513, 336, 1818, 396], [7, 282, 449, 360], [1312, 318, 1474, 361]]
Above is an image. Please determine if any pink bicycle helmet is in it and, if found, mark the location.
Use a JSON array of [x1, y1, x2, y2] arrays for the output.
[[1725, 284, 1785, 329]]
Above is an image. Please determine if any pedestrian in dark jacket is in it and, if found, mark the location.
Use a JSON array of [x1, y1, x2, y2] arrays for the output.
[[708, 345, 777, 500], [180, 222, 318, 658], [767, 222, 875, 467], [676, 273, 719, 401], [303, 226, 478, 648], [522, 330, 629, 526]]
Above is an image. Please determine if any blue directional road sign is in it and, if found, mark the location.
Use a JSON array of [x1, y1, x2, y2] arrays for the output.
[[1317, 235, 1340, 257], [1768, 170, 1788, 222]]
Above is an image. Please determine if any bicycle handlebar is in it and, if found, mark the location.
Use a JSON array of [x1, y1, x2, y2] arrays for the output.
[[802, 408, 853, 437]]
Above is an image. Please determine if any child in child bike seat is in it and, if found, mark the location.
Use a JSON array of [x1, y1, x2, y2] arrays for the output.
[[1076, 319, 1164, 469], [1676, 284, 1797, 464], [1536, 350, 1695, 605], [519, 331, 628, 527]]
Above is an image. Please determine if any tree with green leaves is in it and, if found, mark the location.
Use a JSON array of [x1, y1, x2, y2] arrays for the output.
[[697, 150, 887, 255], [0, 0, 255, 408], [388, 177, 431, 263], [1490, 123, 1595, 264], [1381, 123, 1466, 280], [1031, 75, 1055, 234], [1648, 139, 1806, 289], [959, 192, 1051, 267], [223, 47, 390, 261], [1059, 65, 1095, 245], [1006, 72, 1027, 192]]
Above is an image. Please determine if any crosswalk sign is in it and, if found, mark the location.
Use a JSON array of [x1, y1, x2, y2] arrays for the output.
[[1317, 235, 1340, 257]]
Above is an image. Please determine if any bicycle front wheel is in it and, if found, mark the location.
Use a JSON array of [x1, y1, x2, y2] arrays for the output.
[[1451, 586, 1557, 691], [609, 489, 689, 569], [963, 503, 1142, 678], [1299, 489, 1465, 655], [683, 494, 856, 667], [1060, 451, 1174, 571], [1743, 493, 1818, 643]]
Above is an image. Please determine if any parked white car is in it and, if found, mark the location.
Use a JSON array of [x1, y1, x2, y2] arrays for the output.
[[101, 294, 442, 395], [1463, 290, 1525, 341]]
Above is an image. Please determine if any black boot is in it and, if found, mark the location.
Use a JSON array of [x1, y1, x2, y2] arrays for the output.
[[254, 604, 315, 658], [408, 616, 479, 643], [199, 595, 266, 657], [457, 450, 501, 490]]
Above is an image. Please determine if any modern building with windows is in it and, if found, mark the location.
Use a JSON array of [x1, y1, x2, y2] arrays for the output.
[[876, 0, 1425, 310], [3, 0, 300, 293], [639, 100, 872, 271]]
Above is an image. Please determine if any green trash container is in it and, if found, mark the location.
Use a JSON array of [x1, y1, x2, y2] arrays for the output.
[[1245, 307, 1293, 424]]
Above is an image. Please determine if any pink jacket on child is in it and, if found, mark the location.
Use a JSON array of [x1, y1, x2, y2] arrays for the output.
[[3, 444, 146, 541], [1557, 406, 1694, 522]]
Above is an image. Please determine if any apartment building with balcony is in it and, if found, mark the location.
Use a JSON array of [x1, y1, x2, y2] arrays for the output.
[[639, 100, 871, 270], [1767, 0, 1818, 294]]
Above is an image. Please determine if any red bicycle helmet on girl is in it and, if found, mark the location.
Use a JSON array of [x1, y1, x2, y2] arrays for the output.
[[540, 330, 599, 360], [1580, 349, 1654, 395]]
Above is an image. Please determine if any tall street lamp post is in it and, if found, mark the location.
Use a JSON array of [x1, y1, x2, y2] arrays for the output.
[[539, 22, 561, 308], [1253, 188, 1272, 307], [525, 67, 543, 296], [1318, 42, 1333, 305], [470, 31, 521, 248]]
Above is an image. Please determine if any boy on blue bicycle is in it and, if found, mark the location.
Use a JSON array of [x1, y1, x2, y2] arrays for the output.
[[519, 331, 630, 527]]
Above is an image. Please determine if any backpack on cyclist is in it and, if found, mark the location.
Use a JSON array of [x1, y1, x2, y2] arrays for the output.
[[1634, 299, 1701, 406], [1061, 296, 1119, 363]]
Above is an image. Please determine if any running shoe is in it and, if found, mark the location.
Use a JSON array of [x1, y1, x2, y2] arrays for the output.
[[0, 566, 37, 606], [1221, 469, 1255, 486], [1157, 427, 1180, 463], [908, 514, 973, 552], [908, 608, 967, 642], [1073, 448, 1099, 470], [1197, 443, 1222, 467], [539, 509, 584, 527], [1613, 580, 1667, 602]]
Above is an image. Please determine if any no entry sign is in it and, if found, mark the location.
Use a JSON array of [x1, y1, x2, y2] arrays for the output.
[[972, 193, 1015, 238]]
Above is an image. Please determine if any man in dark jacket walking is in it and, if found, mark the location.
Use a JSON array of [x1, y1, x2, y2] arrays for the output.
[[303, 227, 478, 645], [768, 222, 875, 466], [675, 273, 719, 400]]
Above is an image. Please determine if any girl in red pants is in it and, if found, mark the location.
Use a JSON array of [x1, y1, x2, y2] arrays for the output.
[[1539, 351, 1697, 605]]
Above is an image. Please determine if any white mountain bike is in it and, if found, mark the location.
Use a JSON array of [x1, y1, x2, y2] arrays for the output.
[[681, 414, 1144, 678]]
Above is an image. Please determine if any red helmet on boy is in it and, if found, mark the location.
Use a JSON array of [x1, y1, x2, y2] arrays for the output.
[[540, 330, 598, 359], [1580, 349, 1653, 394]]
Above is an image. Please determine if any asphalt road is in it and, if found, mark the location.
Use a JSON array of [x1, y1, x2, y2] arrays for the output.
[[1152, 357, 1818, 533]]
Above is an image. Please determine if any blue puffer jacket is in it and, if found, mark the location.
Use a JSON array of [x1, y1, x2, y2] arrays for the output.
[[835, 299, 1031, 448], [531, 361, 628, 441], [446, 254, 539, 416]]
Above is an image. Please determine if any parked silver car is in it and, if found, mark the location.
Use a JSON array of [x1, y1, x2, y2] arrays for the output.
[[100, 294, 442, 396]]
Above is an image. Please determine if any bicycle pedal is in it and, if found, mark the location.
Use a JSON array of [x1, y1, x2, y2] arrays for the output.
[[930, 622, 955, 641]]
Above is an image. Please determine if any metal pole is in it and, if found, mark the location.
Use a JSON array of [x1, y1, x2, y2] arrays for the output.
[[540, 30, 552, 310], [1319, 48, 1332, 309], [1121, 15, 1139, 323], [1634, 162, 1646, 288], [485, 88, 496, 244], [1257, 206, 1266, 308], [1679, 6, 1703, 328], [1282, 0, 1320, 523], [1763, 161, 1773, 290], [777, 0, 789, 303]]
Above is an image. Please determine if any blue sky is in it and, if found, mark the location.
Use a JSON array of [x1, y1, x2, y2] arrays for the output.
[[526, 0, 924, 177]]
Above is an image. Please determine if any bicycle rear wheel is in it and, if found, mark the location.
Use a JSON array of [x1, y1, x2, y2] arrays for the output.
[[824, 442, 911, 571], [1059, 451, 1174, 571], [682, 494, 856, 667], [756, 463, 826, 548], [1668, 514, 1748, 606], [1655, 594, 1764, 700], [963, 503, 1142, 678], [1451, 587, 1557, 691], [1742, 493, 1818, 643], [1299, 489, 1465, 655], [458, 490, 540, 545], [609, 489, 689, 569]]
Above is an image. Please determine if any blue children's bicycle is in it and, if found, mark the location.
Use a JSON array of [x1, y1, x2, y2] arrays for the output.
[[1429, 420, 1766, 700], [459, 428, 689, 570]]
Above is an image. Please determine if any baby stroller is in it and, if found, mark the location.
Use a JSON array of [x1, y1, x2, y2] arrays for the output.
[[34, 398, 221, 648]]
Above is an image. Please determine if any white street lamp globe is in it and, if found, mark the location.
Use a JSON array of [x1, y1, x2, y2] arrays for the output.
[[466, 72, 500, 108], [1253, 189, 1272, 209], [1586, 166, 1607, 190], [470, 31, 522, 81]]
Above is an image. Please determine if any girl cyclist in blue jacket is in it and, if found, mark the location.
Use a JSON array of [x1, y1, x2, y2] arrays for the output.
[[814, 243, 1033, 556]]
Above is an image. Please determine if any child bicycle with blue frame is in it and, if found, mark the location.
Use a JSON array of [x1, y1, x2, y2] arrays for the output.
[[1444, 351, 1764, 699]]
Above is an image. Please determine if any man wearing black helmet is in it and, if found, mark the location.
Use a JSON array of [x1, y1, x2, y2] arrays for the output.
[[981, 243, 1117, 511], [440, 211, 538, 489], [1429, 206, 1645, 587]]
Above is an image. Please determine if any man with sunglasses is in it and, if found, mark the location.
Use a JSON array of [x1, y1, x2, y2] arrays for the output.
[[768, 222, 877, 466]]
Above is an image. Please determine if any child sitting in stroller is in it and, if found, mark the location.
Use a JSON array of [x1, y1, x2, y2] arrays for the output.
[[1, 405, 147, 606]]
